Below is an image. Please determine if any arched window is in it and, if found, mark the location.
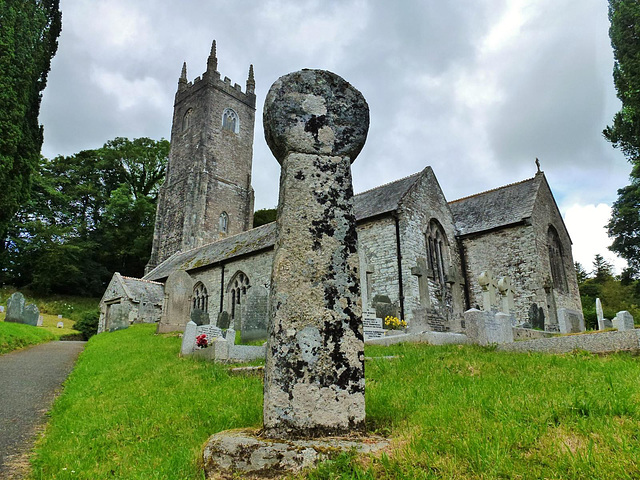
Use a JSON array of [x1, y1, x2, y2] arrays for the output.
[[192, 282, 208, 312], [425, 219, 448, 289], [182, 108, 193, 132], [222, 108, 239, 133], [227, 272, 250, 320], [219, 212, 229, 233], [548, 226, 567, 293]]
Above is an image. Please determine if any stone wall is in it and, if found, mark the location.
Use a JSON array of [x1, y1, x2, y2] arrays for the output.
[[398, 167, 466, 331], [188, 249, 274, 341], [460, 224, 540, 325], [147, 48, 256, 272], [357, 216, 400, 313]]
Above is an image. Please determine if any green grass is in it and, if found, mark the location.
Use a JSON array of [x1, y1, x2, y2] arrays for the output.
[[0, 320, 57, 354], [31, 330, 640, 479]]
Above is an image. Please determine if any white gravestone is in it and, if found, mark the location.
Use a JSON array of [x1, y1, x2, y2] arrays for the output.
[[0, 305, 4, 313], [363, 309, 385, 341], [613, 311, 634, 331]]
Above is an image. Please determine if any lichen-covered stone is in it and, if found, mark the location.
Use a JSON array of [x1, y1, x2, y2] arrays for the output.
[[263, 70, 368, 438], [263, 69, 369, 163]]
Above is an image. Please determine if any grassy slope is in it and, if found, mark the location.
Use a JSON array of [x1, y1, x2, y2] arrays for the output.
[[0, 319, 57, 354], [31, 326, 640, 479]]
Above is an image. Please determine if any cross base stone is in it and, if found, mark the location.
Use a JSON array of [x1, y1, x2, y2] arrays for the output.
[[203, 428, 388, 479]]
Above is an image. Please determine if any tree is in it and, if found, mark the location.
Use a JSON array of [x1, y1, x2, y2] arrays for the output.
[[574, 262, 589, 284], [0, 1, 61, 247], [592, 254, 614, 283], [1, 137, 168, 295], [605, 0, 640, 268], [253, 208, 277, 227]]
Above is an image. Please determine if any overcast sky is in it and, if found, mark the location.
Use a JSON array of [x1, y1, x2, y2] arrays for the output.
[[40, 0, 630, 273]]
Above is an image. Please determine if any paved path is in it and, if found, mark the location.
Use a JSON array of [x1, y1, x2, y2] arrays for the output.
[[0, 341, 85, 478]]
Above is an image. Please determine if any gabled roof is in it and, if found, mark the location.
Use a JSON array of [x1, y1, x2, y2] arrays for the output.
[[119, 275, 164, 304], [143, 171, 425, 281], [353, 172, 422, 221], [144, 222, 277, 282], [449, 174, 543, 236]]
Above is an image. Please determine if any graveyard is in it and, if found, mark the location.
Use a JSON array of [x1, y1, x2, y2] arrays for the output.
[[26, 323, 640, 479]]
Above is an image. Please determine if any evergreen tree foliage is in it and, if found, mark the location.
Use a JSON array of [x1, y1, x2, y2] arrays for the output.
[[0, 0, 61, 247], [605, 0, 640, 271], [253, 208, 277, 228], [1, 137, 169, 295]]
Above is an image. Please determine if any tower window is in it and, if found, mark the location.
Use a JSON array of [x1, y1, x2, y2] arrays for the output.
[[222, 108, 239, 133], [182, 108, 193, 132], [219, 212, 229, 233]]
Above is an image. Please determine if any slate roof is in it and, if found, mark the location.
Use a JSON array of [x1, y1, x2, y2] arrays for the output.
[[449, 174, 543, 236], [144, 222, 277, 282], [120, 275, 165, 303], [143, 171, 425, 281], [353, 172, 421, 220]]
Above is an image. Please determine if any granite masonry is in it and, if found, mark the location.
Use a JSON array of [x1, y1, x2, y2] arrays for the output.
[[99, 41, 585, 346]]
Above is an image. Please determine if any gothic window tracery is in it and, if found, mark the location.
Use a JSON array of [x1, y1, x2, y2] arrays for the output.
[[219, 212, 229, 233], [228, 272, 250, 320], [547, 226, 567, 293], [222, 108, 239, 133], [425, 219, 448, 291], [192, 282, 209, 312], [182, 108, 193, 132]]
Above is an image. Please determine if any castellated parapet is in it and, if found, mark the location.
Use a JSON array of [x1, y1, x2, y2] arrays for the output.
[[146, 41, 256, 274]]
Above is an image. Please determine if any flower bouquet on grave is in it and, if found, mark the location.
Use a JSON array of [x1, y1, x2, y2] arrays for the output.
[[384, 316, 407, 330], [196, 333, 209, 349]]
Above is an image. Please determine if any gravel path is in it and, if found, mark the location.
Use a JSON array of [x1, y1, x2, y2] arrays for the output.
[[0, 341, 85, 478]]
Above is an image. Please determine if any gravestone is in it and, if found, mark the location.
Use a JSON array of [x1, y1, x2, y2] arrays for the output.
[[23, 304, 40, 327], [181, 321, 224, 356], [372, 294, 397, 320], [557, 308, 585, 334], [0, 305, 5, 313], [57, 322, 64, 328], [613, 311, 634, 331], [5, 292, 39, 326], [37, 315, 44, 327], [528, 303, 545, 330], [157, 269, 194, 333], [497, 276, 514, 314], [217, 311, 231, 330], [363, 309, 384, 341], [190, 308, 209, 326], [6, 292, 26, 323], [478, 271, 497, 311], [464, 308, 513, 345], [262, 69, 369, 438]]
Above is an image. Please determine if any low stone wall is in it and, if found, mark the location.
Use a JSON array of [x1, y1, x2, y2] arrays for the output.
[[498, 329, 640, 354], [365, 331, 471, 347], [512, 327, 554, 341]]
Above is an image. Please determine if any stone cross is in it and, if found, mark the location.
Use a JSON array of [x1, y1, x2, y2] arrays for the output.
[[478, 271, 497, 311], [262, 69, 369, 438], [497, 275, 515, 314], [411, 257, 431, 309]]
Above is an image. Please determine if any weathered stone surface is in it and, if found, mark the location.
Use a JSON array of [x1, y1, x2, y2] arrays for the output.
[[6, 293, 39, 326], [157, 269, 194, 333], [191, 308, 210, 326], [463, 308, 513, 345], [5, 293, 26, 324], [22, 304, 40, 327], [263, 69, 369, 163], [498, 329, 640, 354], [557, 308, 585, 334], [217, 311, 231, 330], [203, 429, 388, 479], [614, 311, 634, 331], [263, 70, 368, 438]]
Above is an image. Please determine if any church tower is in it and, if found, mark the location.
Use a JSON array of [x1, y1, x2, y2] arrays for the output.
[[145, 41, 256, 273]]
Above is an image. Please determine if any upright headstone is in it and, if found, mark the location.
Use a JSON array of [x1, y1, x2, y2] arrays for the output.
[[613, 311, 634, 331], [478, 271, 497, 311], [263, 69, 369, 438], [0, 305, 5, 313], [6, 292, 26, 323], [497, 276, 514, 315], [595, 298, 612, 330], [22, 304, 40, 327], [363, 309, 384, 341], [157, 269, 194, 333]]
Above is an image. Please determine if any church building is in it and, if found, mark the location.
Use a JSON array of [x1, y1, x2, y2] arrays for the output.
[[98, 42, 584, 338]]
